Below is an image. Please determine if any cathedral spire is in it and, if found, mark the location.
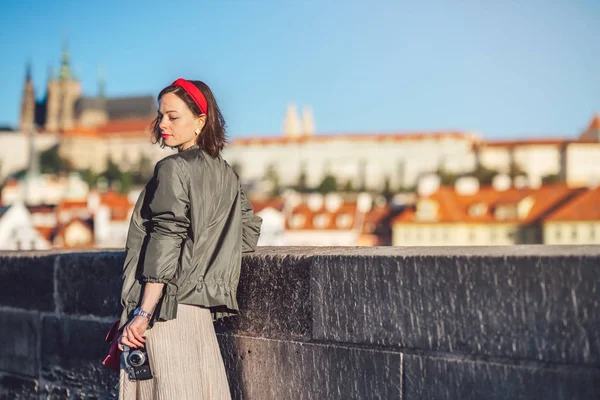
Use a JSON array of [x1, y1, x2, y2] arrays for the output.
[[98, 65, 106, 98], [26, 59, 32, 82], [47, 63, 54, 82], [19, 60, 36, 133], [58, 39, 72, 80]]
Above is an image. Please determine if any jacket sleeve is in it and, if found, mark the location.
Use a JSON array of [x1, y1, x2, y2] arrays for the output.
[[240, 184, 262, 253], [141, 158, 190, 283]]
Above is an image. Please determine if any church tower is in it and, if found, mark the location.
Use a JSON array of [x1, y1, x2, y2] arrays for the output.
[[282, 103, 301, 138], [580, 114, 600, 142], [19, 62, 36, 133], [45, 41, 81, 132], [301, 106, 315, 136]]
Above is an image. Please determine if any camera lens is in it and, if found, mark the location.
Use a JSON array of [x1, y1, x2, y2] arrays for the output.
[[128, 350, 146, 367]]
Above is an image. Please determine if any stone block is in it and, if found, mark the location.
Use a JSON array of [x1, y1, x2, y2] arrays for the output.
[[0, 374, 38, 400], [218, 334, 401, 399], [312, 253, 600, 365], [403, 353, 600, 400], [38, 383, 114, 400], [0, 310, 40, 377], [215, 254, 312, 340], [41, 315, 118, 396], [0, 253, 55, 311], [55, 252, 124, 317]]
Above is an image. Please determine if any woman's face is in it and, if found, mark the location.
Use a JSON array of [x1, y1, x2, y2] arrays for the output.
[[158, 92, 206, 151]]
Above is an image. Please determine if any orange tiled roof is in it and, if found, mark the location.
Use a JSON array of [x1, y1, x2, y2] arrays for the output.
[[27, 204, 57, 214], [280, 201, 391, 231], [100, 191, 133, 221], [35, 226, 56, 242], [587, 114, 600, 132], [54, 218, 92, 237], [231, 131, 477, 146], [97, 118, 153, 134], [483, 138, 569, 148], [392, 184, 582, 225], [290, 202, 355, 230], [4, 179, 19, 188], [100, 191, 131, 207], [251, 198, 285, 213], [57, 200, 88, 210], [63, 118, 153, 138], [53, 218, 95, 248], [362, 204, 391, 234], [544, 187, 600, 221]]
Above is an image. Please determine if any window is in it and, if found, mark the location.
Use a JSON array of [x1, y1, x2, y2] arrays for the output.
[[571, 225, 578, 241], [469, 203, 488, 218], [415, 199, 439, 222], [555, 226, 562, 242], [336, 214, 352, 229], [313, 214, 330, 229], [591, 225, 596, 241], [526, 228, 537, 244], [290, 214, 306, 229], [495, 204, 517, 221], [490, 228, 498, 242], [468, 229, 476, 243]]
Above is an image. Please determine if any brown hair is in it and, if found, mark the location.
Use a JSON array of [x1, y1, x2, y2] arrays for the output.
[[151, 80, 227, 158]]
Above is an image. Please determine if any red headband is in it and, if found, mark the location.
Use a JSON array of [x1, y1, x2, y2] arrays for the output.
[[171, 78, 208, 115]]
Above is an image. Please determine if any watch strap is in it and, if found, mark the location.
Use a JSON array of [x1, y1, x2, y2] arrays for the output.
[[134, 307, 152, 319]]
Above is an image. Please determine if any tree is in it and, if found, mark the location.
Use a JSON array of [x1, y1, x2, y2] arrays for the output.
[[295, 166, 309, 192], [317, 173, 337, 194], [79, 168, 98, 188], [382, 176, 393, 198], [436, 165, 459, 186], [264, 164, 281, 197], [541, 173, 562, 185], [39, 145, 73, 174], [132, 155, 154, 185], [342, 179, 354, 193], [508, 161, 526, 179], [104, 156, 123, 186], [119, 171, 133, 194], [471, 164, 498, 185]]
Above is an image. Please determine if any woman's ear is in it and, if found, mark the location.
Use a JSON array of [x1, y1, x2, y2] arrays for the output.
[[195, 114, 207, 131]]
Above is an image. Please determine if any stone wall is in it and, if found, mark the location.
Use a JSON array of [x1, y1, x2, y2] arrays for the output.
[[0, 246, 599, 399]]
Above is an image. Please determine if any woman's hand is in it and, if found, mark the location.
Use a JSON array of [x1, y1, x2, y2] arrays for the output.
[[118, 316, 148, 351]]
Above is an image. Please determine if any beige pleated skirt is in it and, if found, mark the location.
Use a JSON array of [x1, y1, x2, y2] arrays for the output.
[[119, 304, 231, 400]]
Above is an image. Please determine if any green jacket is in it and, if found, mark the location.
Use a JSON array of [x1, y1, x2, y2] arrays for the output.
[[119, 145, 262, 328]]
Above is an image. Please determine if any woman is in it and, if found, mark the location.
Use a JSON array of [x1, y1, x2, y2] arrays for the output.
[[117, 78, 262, 399]]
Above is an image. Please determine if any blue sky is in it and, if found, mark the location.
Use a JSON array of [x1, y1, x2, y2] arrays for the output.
[[0, 0, 598, 139]]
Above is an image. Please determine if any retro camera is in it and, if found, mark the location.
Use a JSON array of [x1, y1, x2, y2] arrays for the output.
[[122, 344, 153, 381]]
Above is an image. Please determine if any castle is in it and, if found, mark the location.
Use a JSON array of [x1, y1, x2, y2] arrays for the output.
[[19, 43, 155, 133], [14, 45, 600, 194]]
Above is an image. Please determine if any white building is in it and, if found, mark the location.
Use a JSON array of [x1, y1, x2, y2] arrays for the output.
[[223, 131, 480, 192], [252, 192, 393, 246], [0, 130, 59, 180], [475, 115, 600, 189], [225, 108, 600, 195], [2, 173, 90, 206], [0, 201, 52, 250], [544, 186, 600, 245]]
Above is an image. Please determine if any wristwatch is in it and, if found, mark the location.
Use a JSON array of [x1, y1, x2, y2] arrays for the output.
[[133, 307, 152, 319]]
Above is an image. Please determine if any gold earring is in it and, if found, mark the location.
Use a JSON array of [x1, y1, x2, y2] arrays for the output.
[[194, 128, 200, 135]]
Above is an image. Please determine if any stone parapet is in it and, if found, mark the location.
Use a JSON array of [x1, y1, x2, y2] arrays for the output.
[[0, 246, 599, 399]]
